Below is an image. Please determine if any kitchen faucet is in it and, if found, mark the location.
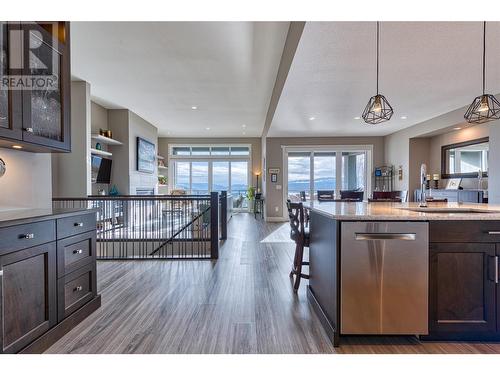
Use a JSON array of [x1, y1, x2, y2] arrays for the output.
[[420, 163, 428, 207]]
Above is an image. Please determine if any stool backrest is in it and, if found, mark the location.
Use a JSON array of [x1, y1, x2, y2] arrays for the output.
[[340, 190, 364, 201], [317, 190, 335, 201], [299, 191, 307, 202], [286, 200, 305, 239]]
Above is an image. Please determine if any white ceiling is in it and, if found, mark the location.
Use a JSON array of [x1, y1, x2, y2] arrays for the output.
[[70, 22, 289, 137], [268, 22, 500, 137]]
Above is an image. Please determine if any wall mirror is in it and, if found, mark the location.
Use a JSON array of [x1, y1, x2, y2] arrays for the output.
[[441, 137, 489, 178]]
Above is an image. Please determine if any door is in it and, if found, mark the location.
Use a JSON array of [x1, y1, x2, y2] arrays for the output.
[[0, 242, 57, 353], [0, 22, 23, 141], [429, 243, 497, 337], [21, 22, 70, 151]]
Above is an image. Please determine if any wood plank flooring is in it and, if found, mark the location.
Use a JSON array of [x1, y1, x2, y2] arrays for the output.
[[46, 213, 500, 354]]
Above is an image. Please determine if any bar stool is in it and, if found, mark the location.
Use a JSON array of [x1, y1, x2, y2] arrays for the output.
[[286, 200, 309, 292]]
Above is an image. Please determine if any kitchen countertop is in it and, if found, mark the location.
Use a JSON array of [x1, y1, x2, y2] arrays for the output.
[[303, 201, 500, 221], [0, 207, 97, 228]]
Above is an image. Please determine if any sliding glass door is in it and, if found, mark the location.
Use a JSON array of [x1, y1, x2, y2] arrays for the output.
[[285, 147, 371, 202]]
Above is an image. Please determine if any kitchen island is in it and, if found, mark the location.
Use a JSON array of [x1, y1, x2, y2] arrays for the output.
[[304, 201, 500, 346]]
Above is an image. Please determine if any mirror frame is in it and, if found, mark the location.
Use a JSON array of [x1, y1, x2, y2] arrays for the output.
[[441, 137, 489, 179]]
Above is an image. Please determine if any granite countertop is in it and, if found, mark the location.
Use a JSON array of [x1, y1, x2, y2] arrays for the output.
[[303, 201, 500, 221], [0, 207, 97, 228]]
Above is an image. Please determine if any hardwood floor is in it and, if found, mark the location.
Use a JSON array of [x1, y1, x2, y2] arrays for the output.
[[46, 213, 500, 354]]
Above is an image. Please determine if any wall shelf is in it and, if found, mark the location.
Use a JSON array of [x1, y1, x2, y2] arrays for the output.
[[91, 148, 113, 157], [91, 134, 123, 146]]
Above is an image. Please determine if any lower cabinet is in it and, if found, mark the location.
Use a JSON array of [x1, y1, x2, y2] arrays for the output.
[[428, 242, 499, 340], [0, 243, 57, 353], [0, 211, 99, 353]]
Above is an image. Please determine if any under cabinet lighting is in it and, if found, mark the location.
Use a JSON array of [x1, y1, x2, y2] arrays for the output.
[[12, 145, 22, 149]]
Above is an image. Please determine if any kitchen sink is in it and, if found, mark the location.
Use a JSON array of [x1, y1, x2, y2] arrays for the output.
[[401, 207, 500, 214]]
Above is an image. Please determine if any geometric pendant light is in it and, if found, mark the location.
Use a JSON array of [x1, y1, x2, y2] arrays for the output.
[[464, 21, 500, 124], [362, 21, 394, 124]]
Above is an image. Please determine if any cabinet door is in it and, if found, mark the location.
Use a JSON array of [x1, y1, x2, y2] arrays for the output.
[[21, 22, 70, 151], [0, 242, 57, 353], [0, 22, 23, 141], [429, 243, 497, 338]]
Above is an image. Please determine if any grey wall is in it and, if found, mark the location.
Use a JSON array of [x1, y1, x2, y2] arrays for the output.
[[265, 136, 385, 219], [52, 81, 91, 198], [128, 111, 158, 194], [488, 120, 500, 204], [0, 149, 52, 209]]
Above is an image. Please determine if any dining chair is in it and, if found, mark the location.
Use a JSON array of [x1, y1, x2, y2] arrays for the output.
[[340, 190, 364, 201], [317, 190, 335, 201]]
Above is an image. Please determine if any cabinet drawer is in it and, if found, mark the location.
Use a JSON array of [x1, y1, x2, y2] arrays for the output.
[[57, 213, 96, 239], [430, 221, 500, 243], [57, 231, 96, 277], [57, 262, 96, 321], [0, 220, 56, 255]]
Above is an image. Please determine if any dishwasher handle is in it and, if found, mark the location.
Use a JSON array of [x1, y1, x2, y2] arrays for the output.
[[355, 233, 416, 241]]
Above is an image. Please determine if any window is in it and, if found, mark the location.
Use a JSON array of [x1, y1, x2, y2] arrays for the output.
[[341, 152, 366, 191], [287, 152, 311, 200], [212, 161, 229, 192], [285, 146, 371, 201], [170, 145, 250, 157], [314, 152, 336, 198], [169, 144, 251, 211]]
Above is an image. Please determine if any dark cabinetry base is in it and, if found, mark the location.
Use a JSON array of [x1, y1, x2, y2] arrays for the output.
[[19, 295, 101, 354]]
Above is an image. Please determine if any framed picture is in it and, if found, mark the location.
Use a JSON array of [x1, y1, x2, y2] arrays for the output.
[[445, 178, 462, 190], [136, 137, 156, 173]]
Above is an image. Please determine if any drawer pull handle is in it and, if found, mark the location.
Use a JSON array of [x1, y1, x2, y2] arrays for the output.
[[74, 286, 83, 292], [487, 231, 500, 235], [73, 249, 83, 255], [20, 233, 35, 239], [24, 127, 34, 133], [74, 222, 84, 227], [355, 233, 416, 241], [495, 256, 499, 284]]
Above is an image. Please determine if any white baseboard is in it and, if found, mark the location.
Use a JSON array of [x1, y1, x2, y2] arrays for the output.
[[265, 216, 288, 222]]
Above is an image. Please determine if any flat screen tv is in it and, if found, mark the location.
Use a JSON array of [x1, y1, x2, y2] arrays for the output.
[[91, 155, 112, 184]]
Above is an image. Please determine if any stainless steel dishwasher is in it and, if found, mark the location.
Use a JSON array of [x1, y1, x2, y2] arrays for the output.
[[340, 221, 429, 335]]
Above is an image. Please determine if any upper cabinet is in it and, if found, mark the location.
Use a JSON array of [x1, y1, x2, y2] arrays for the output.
[[0, 22, 23, 141], [0, 22, 71, 153]]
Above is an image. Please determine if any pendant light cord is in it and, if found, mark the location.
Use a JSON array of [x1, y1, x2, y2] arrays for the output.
[[482, 21, 486, 95], [376, 21, 379, 95]]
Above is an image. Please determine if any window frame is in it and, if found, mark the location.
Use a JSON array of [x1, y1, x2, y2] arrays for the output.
[[282, 145, 373, 210], [168, 144, 252, 196]]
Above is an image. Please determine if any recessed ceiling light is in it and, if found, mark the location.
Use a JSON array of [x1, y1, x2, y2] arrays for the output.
[[454, 127, 462, 130], [242, 124, 246, 128], [400, 116, 408, 120], [309, 116, 316, 121], [354, 116, 361, 120], [205, 127, 210, 130], [191, 106, 198, 110], [12, 145, 22, 149]]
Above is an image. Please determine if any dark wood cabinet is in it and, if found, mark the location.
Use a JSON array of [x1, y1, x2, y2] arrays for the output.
[[0, 210, 100, 353], [0, 21, 71, 153], [0, 242, 57, 353], [429, 243, 497, 339], [0, 22, 23, 142], [426, 220, 500, 341]]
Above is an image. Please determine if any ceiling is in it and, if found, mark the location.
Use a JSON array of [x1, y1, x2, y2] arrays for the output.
[[268, 21, 500, 137], [70, 22, 289, 137]]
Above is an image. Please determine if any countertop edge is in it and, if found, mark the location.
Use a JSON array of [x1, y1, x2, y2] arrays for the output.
[[0, 208, 98, 228]]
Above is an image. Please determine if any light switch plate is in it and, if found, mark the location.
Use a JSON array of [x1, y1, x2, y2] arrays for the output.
[[276, 185, 282, 190]]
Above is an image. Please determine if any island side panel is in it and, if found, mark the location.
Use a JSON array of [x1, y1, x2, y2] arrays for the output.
[[307, 210, 340, 346]]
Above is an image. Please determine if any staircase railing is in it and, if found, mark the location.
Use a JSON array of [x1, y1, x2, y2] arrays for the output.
[[53, 192, 224, 260]]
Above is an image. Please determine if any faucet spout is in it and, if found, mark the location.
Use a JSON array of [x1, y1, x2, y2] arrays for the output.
[[420, 163, 428, 207]]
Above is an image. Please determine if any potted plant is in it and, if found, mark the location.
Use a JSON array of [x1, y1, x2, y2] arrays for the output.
[[246, 186, 256, 212]]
